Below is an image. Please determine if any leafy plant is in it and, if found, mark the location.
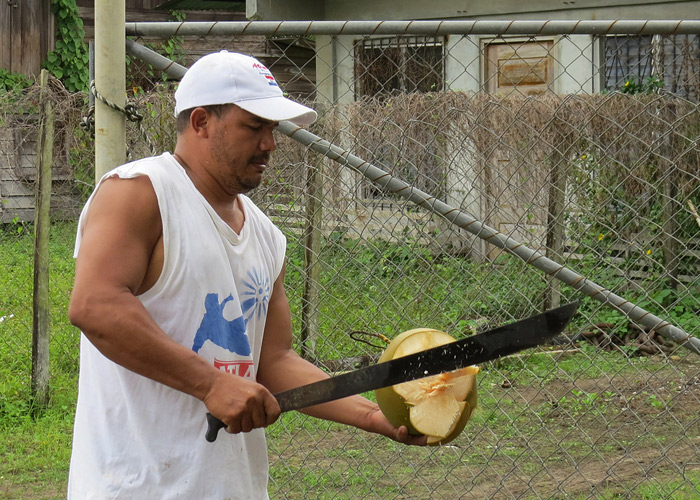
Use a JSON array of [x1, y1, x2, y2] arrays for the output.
[[43, 0, 89, 92], [644, 391, 666, 410], [127, 10, 186, 90], [2, 216, 29, 237], [67, 126, 96, 201], [619, 75, 665, 95], [0, 69, 33, 92]]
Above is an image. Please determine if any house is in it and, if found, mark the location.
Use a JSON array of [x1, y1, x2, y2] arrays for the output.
[[243, 1, 700, 263], [0, 1, 53, 79], [0, 1, 250, 223], [2, 1, 316, 223], [1, 1, 314, 96]]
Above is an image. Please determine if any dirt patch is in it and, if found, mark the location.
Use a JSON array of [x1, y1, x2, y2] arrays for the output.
[[269, 355, 700, 499], [463, 437, 700, 499]]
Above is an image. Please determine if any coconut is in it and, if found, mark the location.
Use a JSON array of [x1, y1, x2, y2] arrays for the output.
[[375, 328, 479, 445]]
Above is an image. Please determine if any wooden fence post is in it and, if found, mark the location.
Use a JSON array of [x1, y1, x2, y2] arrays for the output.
[[661, 101, 680, 290], [32, 69, 53, 412], [301, 161, 323, 361], [652, 38, 681, 291], [543, 133, 567, 311]]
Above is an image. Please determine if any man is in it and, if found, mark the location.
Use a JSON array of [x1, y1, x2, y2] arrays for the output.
[[67, 50, 425, 499]]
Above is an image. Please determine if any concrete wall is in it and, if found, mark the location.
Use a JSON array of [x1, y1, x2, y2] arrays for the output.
[[314, 33, 597, 103], [444, 35, 596, 94]]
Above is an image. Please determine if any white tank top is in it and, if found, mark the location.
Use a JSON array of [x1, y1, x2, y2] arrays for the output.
[[68, 153, 286, 499]]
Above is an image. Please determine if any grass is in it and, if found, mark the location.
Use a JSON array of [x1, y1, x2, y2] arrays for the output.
[[0, 221, 78, 499], [1, 221, 700, 499], [0, 407, 74, 499]]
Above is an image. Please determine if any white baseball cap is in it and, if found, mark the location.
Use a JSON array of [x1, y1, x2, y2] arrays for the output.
[[174, 50, 317, 126]]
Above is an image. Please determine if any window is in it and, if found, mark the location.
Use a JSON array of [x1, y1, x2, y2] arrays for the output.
[[353, 36, 446, 202], [602, 35, 655, 90], [602, 35, 700, 100], [354, 36, 445, 98]]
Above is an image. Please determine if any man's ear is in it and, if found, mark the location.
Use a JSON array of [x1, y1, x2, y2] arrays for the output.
[[189, 107, 211, 138]]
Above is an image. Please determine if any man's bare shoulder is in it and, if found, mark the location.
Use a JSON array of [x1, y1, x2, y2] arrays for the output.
[[93, 173, 156, 204], [85, 174, 160, 227], [80, 174, 163, 263]]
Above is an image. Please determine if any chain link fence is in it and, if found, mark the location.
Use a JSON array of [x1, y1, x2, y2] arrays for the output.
[[2, 20, 700, 498]]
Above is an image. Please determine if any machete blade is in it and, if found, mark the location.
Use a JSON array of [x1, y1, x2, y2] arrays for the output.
[[206, 301, 578, 442]]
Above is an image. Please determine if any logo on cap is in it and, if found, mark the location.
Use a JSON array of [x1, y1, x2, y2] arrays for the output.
[[252, 62, 279, 87]]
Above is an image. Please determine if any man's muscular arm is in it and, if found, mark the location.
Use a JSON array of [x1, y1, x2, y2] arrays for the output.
[[68, 176, 280, 434]]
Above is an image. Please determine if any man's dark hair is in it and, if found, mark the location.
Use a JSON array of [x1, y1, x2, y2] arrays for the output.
[[176, 103, 235, 133]]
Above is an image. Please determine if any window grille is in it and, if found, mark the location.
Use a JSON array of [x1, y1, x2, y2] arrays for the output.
[[602, 34, 700, 100], [353, 36, 447, 202], [354, 36, 445, 98]]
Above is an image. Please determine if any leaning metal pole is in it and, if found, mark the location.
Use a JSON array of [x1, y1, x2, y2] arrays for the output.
[[276, 122, 700, 355], [126, 39, 700, 355]]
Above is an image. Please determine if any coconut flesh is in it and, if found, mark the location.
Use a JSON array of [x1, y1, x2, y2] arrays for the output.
[[375, 328, 479, 445]]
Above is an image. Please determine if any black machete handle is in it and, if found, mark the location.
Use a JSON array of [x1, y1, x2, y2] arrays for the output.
[[205, 412, 226, 442]]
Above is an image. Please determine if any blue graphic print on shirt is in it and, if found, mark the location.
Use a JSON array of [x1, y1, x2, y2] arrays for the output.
[[191, 269, 270, 355], [192, 293, 251, 355], [241, 268, 271, 323]]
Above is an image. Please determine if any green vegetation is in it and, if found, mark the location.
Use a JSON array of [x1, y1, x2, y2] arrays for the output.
[[618, 75, 666, 95], [570, 471, 700, 499], [1, 222, 699, 499], [0, 222, 78, 499], [282, 233, 560, 361], [126, 10, 187, 91], [0, 69, 33, 92], [1, 47, 698, 498], [44, 0, 89, 92]]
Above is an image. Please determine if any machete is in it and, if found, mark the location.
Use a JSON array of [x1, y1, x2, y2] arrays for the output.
[[205, 301, 578, 442]]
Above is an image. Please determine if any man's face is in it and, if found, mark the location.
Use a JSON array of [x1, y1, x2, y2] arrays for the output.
[[208, 105, 278, 194]]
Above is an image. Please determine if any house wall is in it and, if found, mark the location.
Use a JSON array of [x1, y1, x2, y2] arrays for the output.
[[247, 0, 323, 21], [77, 0, 248, 42], [252, 0, 695, 96], [310, 28, 598, 259], [258, 0, 699, 102], [325, 0, 700, 21], [0, 2, 253, 224], [0, 117, 83, 223]]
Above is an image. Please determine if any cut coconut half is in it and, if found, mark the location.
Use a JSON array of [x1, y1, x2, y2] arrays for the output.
[[394, 367, 478, 439], [375, 328, 480, 446]]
